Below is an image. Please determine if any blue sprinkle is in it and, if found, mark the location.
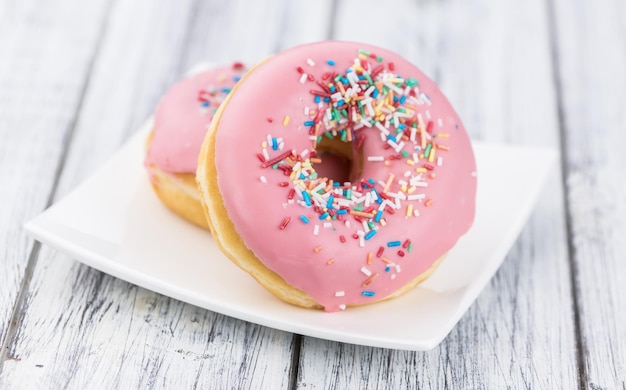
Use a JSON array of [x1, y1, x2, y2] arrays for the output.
[[324, 97, 331, 102], [398, 123, 406, 130], [327, 59, 336, 66], [337, 99, 345, 106], [319, 212, 329, 220], [220, 87, 231, 93], [304, 120, 315, 126], [387, 241, 401, 247], [300, 215, 310, 224], [341, 77, 349, 84], [201, 102, 210, 107], [272, 138, 278, 151], [303, 192, 312, 206], [299, 173, 305, 180], [372, 89, 379, 98], [337, 209, 347, 215], [367, 178, 376, 186], [333, 182, 341, 187], [361, 291, 375, 297], [393, 96, 399, 102], [374, 210, 383, 223], [330, 85, 336, 93], [233, 76, 241, 82], [387, 134, 397, 142], [385, 267, 391, 273], [315, 96, 321, 103], [400, 95, 407, 104], [327, 195, 334, 209], [372, 189, 383, 204], [364, 230, 377, 240]]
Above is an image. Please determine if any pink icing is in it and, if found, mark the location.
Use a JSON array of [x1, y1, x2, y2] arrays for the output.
[[214, 42, 476, 311], [146, 64, 245, 174]]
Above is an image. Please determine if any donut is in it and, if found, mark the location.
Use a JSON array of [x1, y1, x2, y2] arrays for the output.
[[197, 42, 476, 311], [145, 63, 245, 228]]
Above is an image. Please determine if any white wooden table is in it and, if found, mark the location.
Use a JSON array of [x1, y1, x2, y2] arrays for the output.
[[1, 0, 624, 388]]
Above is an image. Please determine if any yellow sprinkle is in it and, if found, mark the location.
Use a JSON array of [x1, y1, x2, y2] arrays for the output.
[[408, 186, 416, 194], [436, 133, 449, 138], [406, 204, 414, 217], [401, 184, 408, 193], [406, 160, 415, 166], [416, 168, 427, 173], [380, 218, 387, 226], [282, 116, 290, 127], [429, 148, 436, 163], [262, 141, 267, 148]]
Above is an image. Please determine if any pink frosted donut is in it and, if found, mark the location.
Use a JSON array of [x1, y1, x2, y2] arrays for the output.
[[145, 63, 245, 228], [197, 42, 476, 311]]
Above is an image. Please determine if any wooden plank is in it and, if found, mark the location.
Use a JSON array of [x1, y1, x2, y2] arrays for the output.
[[0, 0, 110, 359], [550, 0, 626, 388], [1, 0, 334, 388], [296, 0, 578, 388]]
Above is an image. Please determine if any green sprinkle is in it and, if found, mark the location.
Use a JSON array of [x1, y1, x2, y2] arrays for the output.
[[377, 56, 383, 62], [408, 243, 413, 252], [401, 150, 410, 158]]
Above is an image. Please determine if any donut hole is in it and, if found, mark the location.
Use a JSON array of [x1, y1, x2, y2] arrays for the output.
[[314, 136, 363, 183]]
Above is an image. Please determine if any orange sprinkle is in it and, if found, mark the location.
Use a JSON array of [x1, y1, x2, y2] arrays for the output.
[[362, 272, 380, 287], [313, 245, 323, 253], [326, 258, 335, 265], [310, 157, 322, 163], [436, 144, 450, 151], [429, 173, 436, 179], [350, 210, 375, 218], [367, 252, 373, 264], [425, 199, 433, 207], [381, 257, 392, 264]]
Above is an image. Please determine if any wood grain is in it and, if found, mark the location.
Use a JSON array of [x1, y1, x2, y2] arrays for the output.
[[0, 0, 333, 388], [295, 0, 578, 388], [551, 0, 626, 388], [0, 0, 110, 360]]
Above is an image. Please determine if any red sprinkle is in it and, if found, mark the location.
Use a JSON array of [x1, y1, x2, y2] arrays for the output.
[[296, 66, 304, 74], [389, 62, 395, 71], [256, 153, 266, 162], [279, 181, 289, 187], [267, 117, 273, 123], [321, 72, 332, 80], [402, 239, 411, 248], [423, 163, 435, 171], [287, 188, 295, 200], [261, 151, 292, 168], [339, 235, 346, 243], [352, 234, 359, 239], [279, 217, 291, 230], [397, 251, 405, 257], [426, 121, 434, 134], [376, 246, 384, 257], [307, 74, 315, 81], [233, 62, 245, 70]]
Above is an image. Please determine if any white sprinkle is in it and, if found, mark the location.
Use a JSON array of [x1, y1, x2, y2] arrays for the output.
[[408, 193, 426, 201], [259, 176, 267, 184], [391, 274, 397, 280], [345, 220, 351, 228], [262, 148, 269, 160], [300, 149, 309, 158], [339, 304, 347, 310], [413, 209, 420, 217], [324, 222, 332, 228], [278, 141, 284, 150], [410, 127, 417, 142], [415, 181, 428, 188], [313, 225, 320, 235], [396, 265, 402, 272], [426, 110, 432, 119], [299, 73, 308, 84], [394, 141, 405, 153], [359, 236, 365, 248], [335, 291, 345, 297], [437, 118, 443, 127], [403, 171, 412, 177], [361, 267, 372, 276], [306, 58, 315, 66], [437, 156, 443, 166], [367, 156, 384, 162], [362, 220, 370, 233], [304, 106, 310, 115]]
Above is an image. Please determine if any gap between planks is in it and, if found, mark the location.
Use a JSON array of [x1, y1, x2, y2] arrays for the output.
[[545, 0, 586, 388]]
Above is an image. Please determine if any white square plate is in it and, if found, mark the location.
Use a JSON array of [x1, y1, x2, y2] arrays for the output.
[[25, 122, 556, 351]]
